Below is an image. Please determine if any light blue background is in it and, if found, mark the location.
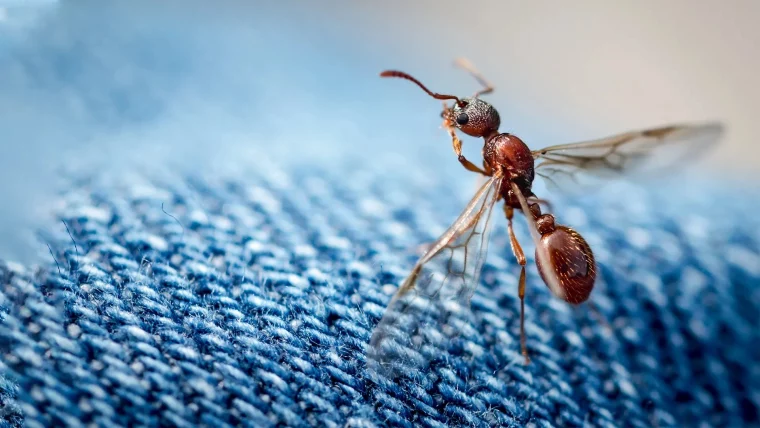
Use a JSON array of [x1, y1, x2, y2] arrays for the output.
[[0, 1, 550, 263], [0, 1, 749, 263]]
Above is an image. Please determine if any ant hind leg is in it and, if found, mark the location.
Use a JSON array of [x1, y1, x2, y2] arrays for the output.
[[504, 204, 530, 365]]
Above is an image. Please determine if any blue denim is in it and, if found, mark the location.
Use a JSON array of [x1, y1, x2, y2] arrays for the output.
[[1, 158, 759, 428]]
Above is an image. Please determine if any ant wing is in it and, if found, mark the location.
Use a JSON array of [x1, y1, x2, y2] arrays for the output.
[[531, 122, 724, 195], [509, 181, 565, 301], [367, 174, 504, 379]]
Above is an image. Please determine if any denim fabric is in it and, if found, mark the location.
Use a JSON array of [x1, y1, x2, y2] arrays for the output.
[[1, 158, 759, 428]]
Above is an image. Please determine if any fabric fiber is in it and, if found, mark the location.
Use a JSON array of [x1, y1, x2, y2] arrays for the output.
[[1, 158, 759, 427]]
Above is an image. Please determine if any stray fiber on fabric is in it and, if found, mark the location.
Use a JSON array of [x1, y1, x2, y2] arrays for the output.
[[1, 157, 759, 428]]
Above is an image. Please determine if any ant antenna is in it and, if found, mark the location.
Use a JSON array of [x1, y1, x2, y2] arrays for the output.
[[453, 58, 494, 98], [380, 70, 465, 107]]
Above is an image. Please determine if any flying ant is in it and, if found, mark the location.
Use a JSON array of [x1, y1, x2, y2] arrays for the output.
[[368, 58, 724, 373]]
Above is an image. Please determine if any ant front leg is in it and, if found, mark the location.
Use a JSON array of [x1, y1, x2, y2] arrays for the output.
[[445, 123, 490, 176], [504, 204, 530, 365], [440, 100, 491, 176]]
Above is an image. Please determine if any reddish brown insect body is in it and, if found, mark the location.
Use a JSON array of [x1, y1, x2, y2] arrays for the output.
[[535, 217, 596, 305], [369, 59, 722, 369], [485, 134, 535, 201], [435, 68, 594, 308]]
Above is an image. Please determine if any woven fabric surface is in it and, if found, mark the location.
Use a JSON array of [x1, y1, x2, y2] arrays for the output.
[[1, 157, 759, 428]]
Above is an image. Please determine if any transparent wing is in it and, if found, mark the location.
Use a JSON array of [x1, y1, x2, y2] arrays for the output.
[[367, 174, 504, 379], [509, 181, 565, 301], [532, 122, 725, 195]]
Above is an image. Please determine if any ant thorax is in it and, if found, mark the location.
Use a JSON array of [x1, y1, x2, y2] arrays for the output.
[[483, 133, 536, 193]]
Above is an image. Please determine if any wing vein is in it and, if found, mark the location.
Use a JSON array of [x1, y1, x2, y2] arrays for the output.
[[367, 173, 504, 379]]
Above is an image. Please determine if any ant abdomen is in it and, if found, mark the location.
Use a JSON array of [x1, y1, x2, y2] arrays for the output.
[[534, 214, 596, 304]]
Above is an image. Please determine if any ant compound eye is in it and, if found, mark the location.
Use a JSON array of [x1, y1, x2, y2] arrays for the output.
[[455, 113, 469, 126]]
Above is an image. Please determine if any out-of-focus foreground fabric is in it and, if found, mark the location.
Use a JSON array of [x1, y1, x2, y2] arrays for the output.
[[1, 156, 758, 428]]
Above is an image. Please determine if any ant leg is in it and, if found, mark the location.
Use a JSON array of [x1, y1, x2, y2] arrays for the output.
[[446, 125, 489, 176], [483, 160, 493, 176], [454, 58, 494, 98], [440, 100, 452, 121], [441, 99, 491, 176], [504, 205, 530, 365]]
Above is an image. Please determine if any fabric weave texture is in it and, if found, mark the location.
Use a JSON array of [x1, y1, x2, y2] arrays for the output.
[[1, 158, 759, 428]]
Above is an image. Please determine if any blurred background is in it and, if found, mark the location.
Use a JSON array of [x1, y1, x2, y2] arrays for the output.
[[0, 0, 758, 263]]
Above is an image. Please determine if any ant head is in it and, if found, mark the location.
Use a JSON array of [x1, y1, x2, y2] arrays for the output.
[[381, 70, 500, 138], [446, 97, 500, 138]]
